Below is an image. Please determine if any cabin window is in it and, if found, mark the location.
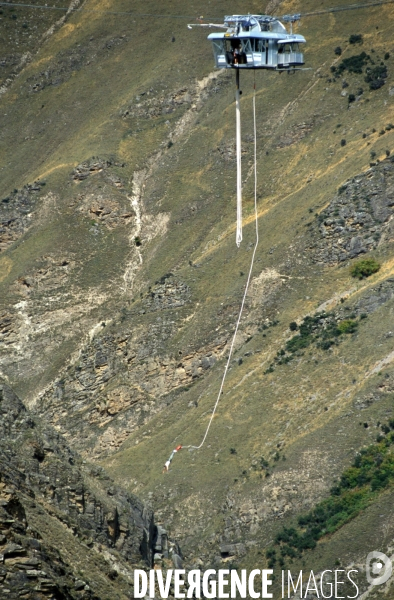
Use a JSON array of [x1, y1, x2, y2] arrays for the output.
[[243, 39, 253, 53], [278, 42, 301, 54], [212, 40, 223, 57], [250, 38, 267, 52]]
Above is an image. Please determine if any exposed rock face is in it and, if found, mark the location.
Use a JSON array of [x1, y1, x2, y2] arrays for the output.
[[309, 158, 394, 264], [143, 274, 191, 312], [72, 157, 117, 181], [0, 381, 155, 598], [354, 277, 394, 315], [33, 316, 227, 457], [121, 86, 193, 120], [0, 182, 45, 252]]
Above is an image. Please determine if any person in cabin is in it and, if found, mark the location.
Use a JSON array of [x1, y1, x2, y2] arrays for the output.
[[233, 44, 241, 64]]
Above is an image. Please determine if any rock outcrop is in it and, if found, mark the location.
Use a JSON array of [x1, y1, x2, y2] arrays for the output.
[[0, 381, 155, 598], [309, 157, 394, 264]]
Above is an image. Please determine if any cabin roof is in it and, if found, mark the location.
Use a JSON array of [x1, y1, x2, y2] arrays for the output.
[[207, 32, 306, 43]]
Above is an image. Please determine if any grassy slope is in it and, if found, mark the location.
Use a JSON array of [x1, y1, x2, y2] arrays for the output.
[[1, 0, 394, 594]]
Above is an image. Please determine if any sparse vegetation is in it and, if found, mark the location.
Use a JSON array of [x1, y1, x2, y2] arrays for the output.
[[350, 258, 381, 279], [332, 52, 370, 76], [265, 312, 362, 373], [268, 424, 394, 560], [365, 64, 388, 90], [349, 34, 363, 44], [337, 319, 358, 334]]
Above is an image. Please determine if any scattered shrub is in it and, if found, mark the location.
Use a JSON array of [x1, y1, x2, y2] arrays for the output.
[[334, 46, 342, 56], [134, 236, 142, 246], [384, 52, 390, 60], [350, 258, 380, 279], [349, 34, 363, 44], [340, 139, 347, 147], [286, 334, 311, 353], [337, 319, 358, 334], [289, 321, 298, 331], [365, 64, 388, 90], [319, 340, 334, 351], [260, 456, 269, 469], [333, 52, 370, 76], [270, 428, 394, 557], [348, 94, 356, 103]]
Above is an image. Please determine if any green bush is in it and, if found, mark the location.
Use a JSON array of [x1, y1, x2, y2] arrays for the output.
[[365, 64, 388, 90], [286, 334, 311, 353], [350, 258, 380, 279], [268, 429, 394, 559], [349, 34, 363, 44], [334, 52, 370, 76], [337, 319, 358, 334]]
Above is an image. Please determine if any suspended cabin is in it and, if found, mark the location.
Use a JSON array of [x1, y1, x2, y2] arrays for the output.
[[208, 15, 306, 70]]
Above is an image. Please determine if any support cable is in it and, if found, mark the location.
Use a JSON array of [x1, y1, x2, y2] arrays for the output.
[[184, 77, 259, 451], [2, 0, 394, 19]]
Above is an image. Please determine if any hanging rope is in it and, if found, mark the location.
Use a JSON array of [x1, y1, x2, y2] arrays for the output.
[[182, 76, 259, 453], [235, 72, 242, 247]]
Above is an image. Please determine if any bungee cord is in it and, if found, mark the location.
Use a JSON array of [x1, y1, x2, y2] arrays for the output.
[[235, 71, 242, 248], [178, 75, 259, 455]]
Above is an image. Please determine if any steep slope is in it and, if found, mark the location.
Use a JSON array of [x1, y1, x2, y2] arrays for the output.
[[0, 380, 155, 598], [1, 0, 394, 597]]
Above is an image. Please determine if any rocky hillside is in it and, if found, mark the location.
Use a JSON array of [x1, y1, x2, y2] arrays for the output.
[[0, 380, 157, 598], [1, 0, 394, 597]]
